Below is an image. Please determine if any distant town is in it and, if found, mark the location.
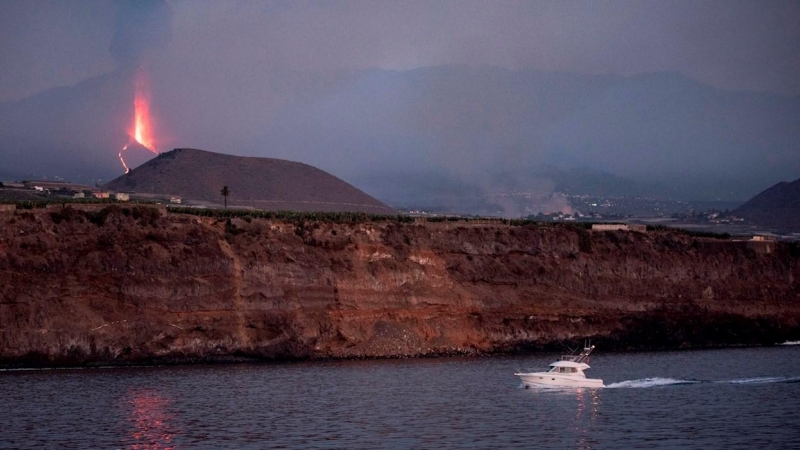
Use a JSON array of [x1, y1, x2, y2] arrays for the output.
[[3, 177, 798, 241]]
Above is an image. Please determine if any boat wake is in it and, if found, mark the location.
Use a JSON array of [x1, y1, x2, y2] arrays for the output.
[[605, 377, 700, 388], [606, 376, 800, 388], [721, 376, 800, 384]]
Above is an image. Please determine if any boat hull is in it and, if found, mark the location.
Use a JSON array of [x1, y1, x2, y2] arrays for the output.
[[515, 372, 604, 389]]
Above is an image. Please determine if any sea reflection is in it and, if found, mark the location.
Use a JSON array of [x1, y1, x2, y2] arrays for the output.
[[574, 388, 601, 449], [522, 386, 602, 448], [2, 348, 798, 448], [574, 388, 601, 422], [122, 389, 179, 450]]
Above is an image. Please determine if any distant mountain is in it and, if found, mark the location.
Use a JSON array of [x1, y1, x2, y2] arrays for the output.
[[731, 178, 800, 232], [3, 65, 799, 205], [103, 148, 395, 214], [0, 68, 135, 182], [257, 67, 800, 203]]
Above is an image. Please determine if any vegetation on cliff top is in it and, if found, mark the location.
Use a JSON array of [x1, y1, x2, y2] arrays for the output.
[[5, 201, 736, 241]]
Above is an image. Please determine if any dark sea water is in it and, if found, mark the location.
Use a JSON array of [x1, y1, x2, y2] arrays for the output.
[[2, 346, 799, 449]]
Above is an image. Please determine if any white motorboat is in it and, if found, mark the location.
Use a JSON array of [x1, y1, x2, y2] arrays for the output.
[[515, 344, 604, 389]]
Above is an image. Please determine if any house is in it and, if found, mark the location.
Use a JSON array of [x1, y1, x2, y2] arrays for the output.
[[591, 223, 647, 233], [591, 224, 629, 231], [748, 235, 776, 254]]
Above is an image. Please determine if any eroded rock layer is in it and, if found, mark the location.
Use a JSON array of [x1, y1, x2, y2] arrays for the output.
[[1, 206, 798, 367]]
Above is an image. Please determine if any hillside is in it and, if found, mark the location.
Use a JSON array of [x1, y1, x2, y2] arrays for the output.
[[0, 206, 798, 367], [103, 148, 395, 214], [732, 178, 800, 232]]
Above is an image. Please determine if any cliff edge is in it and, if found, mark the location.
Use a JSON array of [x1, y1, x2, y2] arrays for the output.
[[1, 206, 798, 367]]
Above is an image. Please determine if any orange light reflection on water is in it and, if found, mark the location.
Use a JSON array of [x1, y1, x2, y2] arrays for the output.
[[125, 390, 178, 450], [574, 388, 601, 450]]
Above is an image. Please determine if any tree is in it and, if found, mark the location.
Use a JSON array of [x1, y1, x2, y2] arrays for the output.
[[220, 185, 230, 209]]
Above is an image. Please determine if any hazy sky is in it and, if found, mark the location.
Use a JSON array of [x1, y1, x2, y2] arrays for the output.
[[1, 0, 799, 207], [2, 0, 799, 102]]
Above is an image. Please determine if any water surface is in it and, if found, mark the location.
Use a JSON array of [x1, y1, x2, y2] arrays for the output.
[[2, 346, 799, 449]]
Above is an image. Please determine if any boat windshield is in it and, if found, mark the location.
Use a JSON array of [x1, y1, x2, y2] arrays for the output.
[[548, 366, 579, 373]]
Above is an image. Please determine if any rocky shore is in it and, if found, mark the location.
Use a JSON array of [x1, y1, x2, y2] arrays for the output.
[[1, 205, 798, 367]]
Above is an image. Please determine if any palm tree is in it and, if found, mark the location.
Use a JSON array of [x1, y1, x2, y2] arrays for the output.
[[220, 185, 230, 209]]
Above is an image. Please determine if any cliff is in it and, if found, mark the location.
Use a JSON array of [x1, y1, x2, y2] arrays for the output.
[[1, 205, 799, 367]]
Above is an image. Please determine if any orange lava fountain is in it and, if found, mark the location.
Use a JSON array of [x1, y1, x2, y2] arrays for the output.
[[119, 69, 159, 173]]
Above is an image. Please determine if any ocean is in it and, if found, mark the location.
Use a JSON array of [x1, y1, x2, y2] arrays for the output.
[[2, 345, 799, 449]]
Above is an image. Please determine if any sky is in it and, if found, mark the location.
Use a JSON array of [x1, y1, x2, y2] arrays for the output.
[[1, 0, 799, 208], [2, 0, 799, 102]]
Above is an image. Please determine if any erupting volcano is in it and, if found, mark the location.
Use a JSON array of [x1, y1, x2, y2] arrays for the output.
[[119, 69, 159, 173]]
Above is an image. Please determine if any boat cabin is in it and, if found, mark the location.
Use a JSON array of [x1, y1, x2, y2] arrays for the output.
[[547, 360, 590, 375], [550, 365, 579, 374]]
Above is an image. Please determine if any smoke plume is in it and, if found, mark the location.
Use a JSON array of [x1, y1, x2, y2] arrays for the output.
[[109, 0, 173, 68]]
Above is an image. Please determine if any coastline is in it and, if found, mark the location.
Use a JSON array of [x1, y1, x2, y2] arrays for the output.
[[1, 205, 798, 369]]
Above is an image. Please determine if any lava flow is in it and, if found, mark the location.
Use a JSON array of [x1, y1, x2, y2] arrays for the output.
[[119, 70, 159, 173]]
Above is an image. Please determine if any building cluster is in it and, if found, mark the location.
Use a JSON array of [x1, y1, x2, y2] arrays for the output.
[[0, 180, 130, 201], [704, 212, 744, 224], [590, 223, 647, 232], [529, 210, 629, 222]]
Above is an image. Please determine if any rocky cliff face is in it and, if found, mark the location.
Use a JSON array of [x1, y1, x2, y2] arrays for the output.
[[1, 206, 799, 367]]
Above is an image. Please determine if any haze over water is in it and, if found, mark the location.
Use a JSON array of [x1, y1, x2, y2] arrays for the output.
[[2, 346, 799, 449]]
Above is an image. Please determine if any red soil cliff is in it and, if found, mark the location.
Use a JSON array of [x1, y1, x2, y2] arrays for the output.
[[1, 206, 798, 367]]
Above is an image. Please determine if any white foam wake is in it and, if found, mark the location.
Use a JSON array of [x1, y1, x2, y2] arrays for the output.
[[604, 375, 800, 389], [722, 376, 800, 384], [605, 377, 700, 388]]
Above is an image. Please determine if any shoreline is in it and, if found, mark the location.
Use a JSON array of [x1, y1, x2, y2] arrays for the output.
[[2, 340, 797, 371], [2, 207, 798, 370]]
